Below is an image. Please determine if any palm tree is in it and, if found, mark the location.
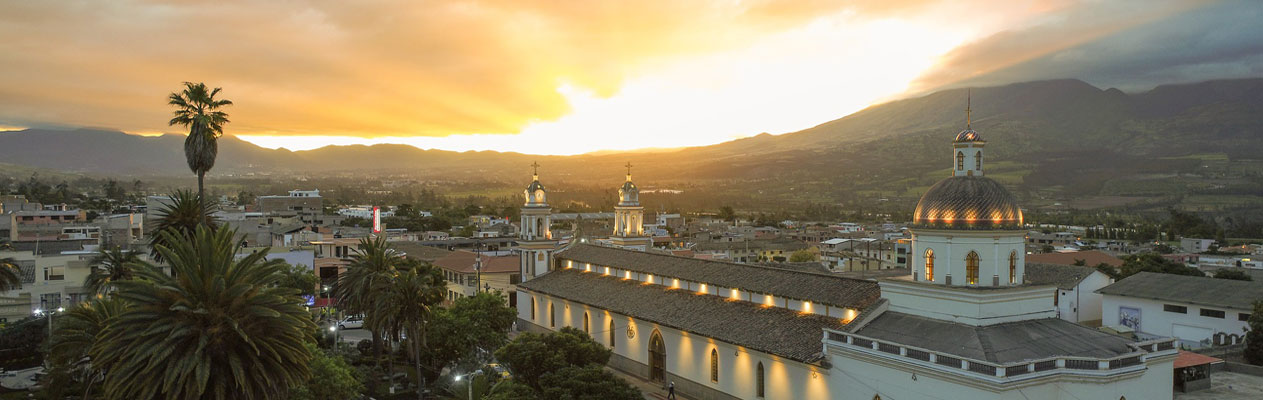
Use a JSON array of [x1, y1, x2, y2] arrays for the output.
[[0, 256, 20, 292], [167, 82, 232, 207], [375, 261, 445, 400], [85, 246, 140, 296], [49, 297, 128, 400], [333, 236, 403, 389], [0, 240, 20, 292], [148, 190, 217, 262], [92, 226, 314, 400]]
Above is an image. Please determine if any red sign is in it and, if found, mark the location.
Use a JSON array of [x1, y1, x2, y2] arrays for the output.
[[372, 206, 382, 233]]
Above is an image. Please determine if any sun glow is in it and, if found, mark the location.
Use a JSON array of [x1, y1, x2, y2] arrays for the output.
[[238, 15, 973, 155]]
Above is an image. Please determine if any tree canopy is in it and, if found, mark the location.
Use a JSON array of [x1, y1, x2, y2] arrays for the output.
[[1246, 301, 1263, 366], [493, 327, 640, 399], [1212, 268, 1253, 281], [1096, 253, 1204, 280]]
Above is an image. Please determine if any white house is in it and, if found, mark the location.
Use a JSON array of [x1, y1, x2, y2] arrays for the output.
[[1025, 263, 1113, 324], [1098, 272, 1261, 348], [1180, 238, 1217, 253]]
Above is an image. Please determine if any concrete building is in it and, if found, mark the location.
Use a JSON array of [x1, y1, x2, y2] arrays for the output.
[[1098, 272, 1260, 348], [0, 249, 99, 323], [257, 189, 323, 221], [1180, 238, 1217, 253], [1025, 263, 1113, 324], [433, 251, 521, 306]]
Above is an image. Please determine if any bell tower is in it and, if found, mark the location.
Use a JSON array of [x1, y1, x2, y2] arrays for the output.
[[519, 162, 556, 280], [610, 162, 652, 250], [953, 90, 985, 177]]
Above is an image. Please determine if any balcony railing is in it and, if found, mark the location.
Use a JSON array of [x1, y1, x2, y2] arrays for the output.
[[825, 330, 1176, 382]]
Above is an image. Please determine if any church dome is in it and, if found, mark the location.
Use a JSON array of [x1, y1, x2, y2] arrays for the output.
[[618, 179, 639, 206], [527, 179, 546, 193], [524, 177, 547, 206], [913, 176, 1022, 229], [954, 129, 982, 142]]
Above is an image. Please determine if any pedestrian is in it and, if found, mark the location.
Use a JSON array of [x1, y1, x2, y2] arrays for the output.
[[667, 381, 676, 399]]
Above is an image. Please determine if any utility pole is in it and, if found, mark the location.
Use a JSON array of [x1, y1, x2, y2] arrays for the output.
[[474, 237, 483, 293]]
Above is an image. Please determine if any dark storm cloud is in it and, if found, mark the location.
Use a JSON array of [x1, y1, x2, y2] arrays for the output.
[[925, 0, 1263, 92]]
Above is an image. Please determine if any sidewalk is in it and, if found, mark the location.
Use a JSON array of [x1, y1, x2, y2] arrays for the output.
[[606, 367, 691, 400]]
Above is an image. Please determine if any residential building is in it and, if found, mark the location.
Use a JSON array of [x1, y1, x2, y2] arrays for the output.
[[0, 249, 104, 322], [1025, 263, 1112, 324], [1180, 238, 1217, 253], [433, 251, 521, 306], [257, 189, 323, 221], [692, 238, 808, 263], [1098, 272, 1261, 348]]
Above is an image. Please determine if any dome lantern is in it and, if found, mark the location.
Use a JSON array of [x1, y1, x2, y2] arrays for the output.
[[524, 161, 548, 207]]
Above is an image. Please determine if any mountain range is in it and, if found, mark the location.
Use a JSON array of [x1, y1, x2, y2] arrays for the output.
[[2, 78, 1262, 209]]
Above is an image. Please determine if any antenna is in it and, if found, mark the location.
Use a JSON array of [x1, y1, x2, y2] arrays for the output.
[[966, 89, 972, 129]]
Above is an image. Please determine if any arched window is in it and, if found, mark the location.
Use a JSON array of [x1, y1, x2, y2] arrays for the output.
[[609, 319, 616, 348], [1009, 251, 1018, 284], [975, 151, 982, 170], [966, 251, 980, 285], [956, 151, 964, 170], [924, 249, 935, 281], [756, 362, 765, 398], [549, 303, 555, 328], [583, 312, 590, 334], [649, 330, 666, 382], [710, 348, 719, 383]]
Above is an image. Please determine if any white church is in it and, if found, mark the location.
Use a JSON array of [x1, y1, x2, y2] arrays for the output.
[[512, 105, 1176, 400]]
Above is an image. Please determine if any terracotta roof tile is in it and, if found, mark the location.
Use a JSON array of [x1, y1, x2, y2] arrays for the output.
[[556, 244, 880, 309], [518, 268, 848, 363]]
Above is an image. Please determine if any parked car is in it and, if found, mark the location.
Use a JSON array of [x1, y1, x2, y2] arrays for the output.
[[339, 315, 365, 329]]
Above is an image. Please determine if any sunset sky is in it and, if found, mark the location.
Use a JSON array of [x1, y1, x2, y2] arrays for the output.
[[1, 0, 1259, 155]]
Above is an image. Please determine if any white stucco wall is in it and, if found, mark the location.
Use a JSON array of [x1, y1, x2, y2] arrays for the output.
[[1101, 294, 1251, 345], [880, 281, 1057, 326], [1056, 271, 1110, 323], [517, 290, 830, 399], [910, 229, 1026, 287], [828, 349, 1173, 400]]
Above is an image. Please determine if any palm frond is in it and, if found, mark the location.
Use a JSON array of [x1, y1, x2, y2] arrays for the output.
[[94, 226, 314, 399]]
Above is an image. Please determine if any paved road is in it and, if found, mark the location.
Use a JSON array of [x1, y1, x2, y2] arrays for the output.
[[1176, 372, 1263, 400], [334, 327, 373, 343], [0, 366, 43, 391]]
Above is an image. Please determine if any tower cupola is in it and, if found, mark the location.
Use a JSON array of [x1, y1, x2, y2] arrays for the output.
[[524, 161, 548, 207], [953, 90, 986, 177]]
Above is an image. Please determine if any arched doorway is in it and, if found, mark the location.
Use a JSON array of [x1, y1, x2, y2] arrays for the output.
[[648, 330, 666, 382]]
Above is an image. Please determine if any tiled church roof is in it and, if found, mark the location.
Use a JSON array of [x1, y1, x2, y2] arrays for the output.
[[518, 268, 848, 363], [556, 244, 881, 309], [853, 312, 1137, 364], [912, 176, 1023, 230]]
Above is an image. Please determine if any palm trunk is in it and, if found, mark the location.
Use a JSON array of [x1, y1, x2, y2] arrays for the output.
[[81, 373, 94, 400], [197, 171, 205, 222], [388, 334, 396, 394], [416, 323, 426, 400], [374, 330, 385, 393]]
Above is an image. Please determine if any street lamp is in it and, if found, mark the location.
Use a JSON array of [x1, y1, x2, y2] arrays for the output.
[[329, 325, 340, 350], [455, 370, 485, 400]]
